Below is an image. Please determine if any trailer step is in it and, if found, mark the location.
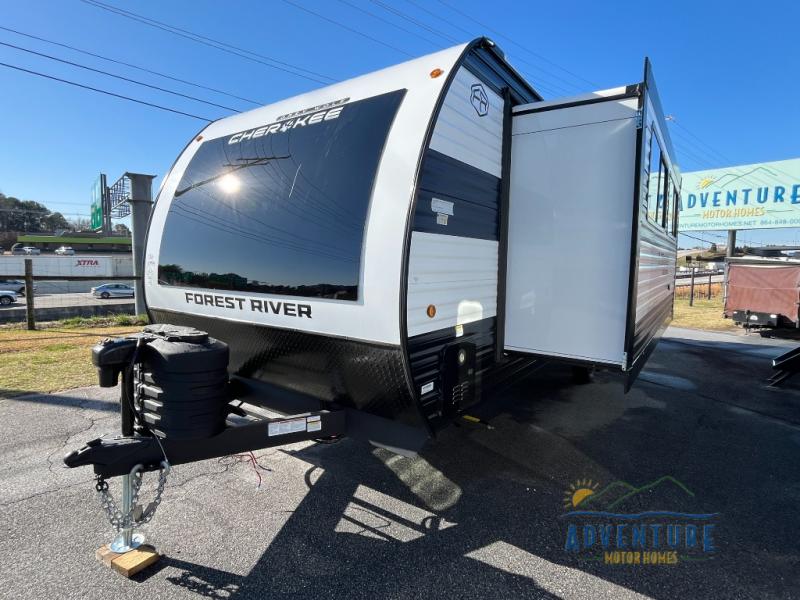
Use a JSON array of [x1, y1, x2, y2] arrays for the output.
[[768, 345, 800, 387]]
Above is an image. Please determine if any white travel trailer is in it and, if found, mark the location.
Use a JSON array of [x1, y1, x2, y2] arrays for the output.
[[145, 37, 678, 433], [68, 38, 679, 478]]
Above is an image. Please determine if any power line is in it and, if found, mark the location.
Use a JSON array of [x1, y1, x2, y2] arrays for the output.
[[0, 61, 213, 121], [669, 126, 778, 190], [334, 0, 443, 49], [0, 208, 91, 216], [370, 0, 459, 44], [396, 0, 578, 96], [80, 0, 335, 85], [0, 40, 240, 113], [363, 0, 570, 96], [435, 0, 598, 90], [278, 0, 414, 57], [0, 25, 262, 106], [679, 232, 715, 246], [668, 116, 797, 185]]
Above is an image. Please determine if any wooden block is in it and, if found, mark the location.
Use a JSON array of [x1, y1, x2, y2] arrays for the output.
[[95, 542, 160, 577], [96, 544, 122, 567], [109, 544, 159, 578]]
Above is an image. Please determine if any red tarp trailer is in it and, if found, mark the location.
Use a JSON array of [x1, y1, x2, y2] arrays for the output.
[[725, 259, 800, 328]]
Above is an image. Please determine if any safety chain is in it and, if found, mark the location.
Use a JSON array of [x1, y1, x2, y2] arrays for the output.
[[95, 460, 170, 532]]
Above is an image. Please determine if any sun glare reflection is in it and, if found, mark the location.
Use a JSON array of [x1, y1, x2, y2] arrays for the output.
[[218, 172, 241, 194]]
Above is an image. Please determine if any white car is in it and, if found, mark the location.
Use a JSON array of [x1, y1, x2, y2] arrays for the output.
[[55, 246, 75, 255], [91, 283, 135, 299], [0, 289, 19, 306], [22, 247, 41, 255]]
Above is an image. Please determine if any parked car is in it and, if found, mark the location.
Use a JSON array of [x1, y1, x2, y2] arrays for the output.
[[91, 283, 134, 299], [22, 246, 41, 255], [0, 279, 36, 295], [10, 245, 26, 255], [55, 246, 75, 255], [0, 290, 19, 306]]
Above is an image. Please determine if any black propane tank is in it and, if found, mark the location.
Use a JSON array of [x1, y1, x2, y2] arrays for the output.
[[92, 324, 230, 440]]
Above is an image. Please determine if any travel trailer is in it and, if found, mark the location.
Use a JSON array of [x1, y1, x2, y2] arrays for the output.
[[67, 37, 680, 491]]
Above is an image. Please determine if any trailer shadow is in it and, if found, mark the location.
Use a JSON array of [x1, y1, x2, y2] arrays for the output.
[[151, 356, 799, 599], [38, 332, 760, 598], [0, 388, 119, 412]]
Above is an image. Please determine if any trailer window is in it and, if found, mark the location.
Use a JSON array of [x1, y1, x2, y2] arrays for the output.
[[663, 172, 671, 229], [644, 127, 664, 228], [158, 90, 404, 301], [671, 188, 680, 236], [666, 180, 678, 237]]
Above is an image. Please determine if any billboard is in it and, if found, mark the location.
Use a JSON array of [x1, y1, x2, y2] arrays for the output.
[[678, 158, 800, 231]]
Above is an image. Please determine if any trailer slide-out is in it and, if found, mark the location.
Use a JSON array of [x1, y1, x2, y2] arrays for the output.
[[505, 60, 679, 387], [65, 40, 680, 548]]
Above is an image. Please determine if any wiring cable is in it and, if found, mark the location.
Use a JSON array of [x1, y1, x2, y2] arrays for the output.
[[0, 25, 262, 105], [278, 0, 414, 57], [0, 40, 240, 112], [0, 61, 213, 121], [80, 0, 336, 84]]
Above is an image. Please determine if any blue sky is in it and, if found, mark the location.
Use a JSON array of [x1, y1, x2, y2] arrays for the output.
[[1, 0, 798, 247]]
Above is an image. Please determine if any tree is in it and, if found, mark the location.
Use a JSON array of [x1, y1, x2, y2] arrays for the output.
[[0, 192, 84, 233], [43, 212, 70, 231], [68, 217, 91, 231], [114, 223, 131, 236], [0, 193, 53, 232]]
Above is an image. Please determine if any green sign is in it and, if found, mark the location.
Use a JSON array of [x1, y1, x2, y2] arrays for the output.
[[91, 174, 105, 231], [678, 158, 800, 231]]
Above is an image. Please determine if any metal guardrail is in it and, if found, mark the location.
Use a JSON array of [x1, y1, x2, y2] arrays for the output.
[[675, 269, 723, 279]]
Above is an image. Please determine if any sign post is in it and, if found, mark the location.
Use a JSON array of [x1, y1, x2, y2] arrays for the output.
[[126, 174, 155, 316]]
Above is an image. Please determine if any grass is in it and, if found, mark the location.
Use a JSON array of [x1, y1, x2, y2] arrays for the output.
[[671, 293, 737, 331], [0, 315, 149, 397], [0, 313, 149, 331], [0, 289, 737, 399]]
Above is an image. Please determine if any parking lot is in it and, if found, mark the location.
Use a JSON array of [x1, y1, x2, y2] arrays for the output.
[[1, 326, 799, 599]]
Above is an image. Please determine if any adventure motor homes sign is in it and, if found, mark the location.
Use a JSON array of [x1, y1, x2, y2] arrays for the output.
[[678, 158, 800, 231]]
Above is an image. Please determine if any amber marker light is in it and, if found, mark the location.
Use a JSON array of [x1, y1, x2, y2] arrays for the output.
[[427, 304, 437, 318], [430, 68, 444, 78], [196, 135, 203, 142]]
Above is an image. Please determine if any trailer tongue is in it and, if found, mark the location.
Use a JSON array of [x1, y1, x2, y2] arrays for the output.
[[65, 323, 427, 552]]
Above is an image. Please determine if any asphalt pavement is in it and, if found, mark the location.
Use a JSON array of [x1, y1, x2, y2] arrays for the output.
[[0, 292, 133, 311], [1, 326, 799, 599]]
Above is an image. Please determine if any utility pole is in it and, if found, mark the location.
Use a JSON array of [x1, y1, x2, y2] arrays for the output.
[[126, 174, 155, 316], [726, 229, 736, 257]]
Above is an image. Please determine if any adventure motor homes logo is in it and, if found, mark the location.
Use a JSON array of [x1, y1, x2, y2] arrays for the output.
[[678, 157, 800, 231], [561, 476, 718, 565]]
